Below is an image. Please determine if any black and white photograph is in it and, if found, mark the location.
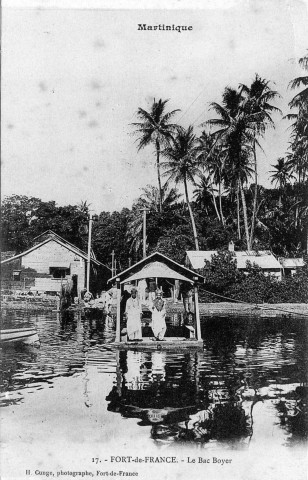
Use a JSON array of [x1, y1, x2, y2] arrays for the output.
[[1, 1, 308, 479]]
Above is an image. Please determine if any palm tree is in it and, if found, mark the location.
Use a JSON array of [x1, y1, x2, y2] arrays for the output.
[[193, 173, 220, 220], [289, 52, 308, 109], [206, 87, 256, 250], [196, 130, 226, 224], [139, 183, 182, 212], [126, 183, 182, 255], [161, 126, 201, 250], [77, 199, 91, 214], [240, 75, 281, 247], [286, 53, 308, 185], [131, 99, 180, 212], [270, 157, 295, 204]]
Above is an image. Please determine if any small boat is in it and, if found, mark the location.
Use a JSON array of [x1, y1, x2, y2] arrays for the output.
[[1, 328, 40, 344]]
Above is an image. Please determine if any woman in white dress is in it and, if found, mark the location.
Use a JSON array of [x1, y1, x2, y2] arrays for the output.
[[151, 291, 166, 341], [125, 287, 142, 341]]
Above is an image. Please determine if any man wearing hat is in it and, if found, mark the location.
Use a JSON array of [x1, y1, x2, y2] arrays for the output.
[[151, 290, 167, 341], [125, 287, 143, 341]]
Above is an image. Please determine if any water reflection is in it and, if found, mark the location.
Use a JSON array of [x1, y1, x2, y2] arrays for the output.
[[106, 350, 257, 448], [105, 317, 307, 448], [0, 311, 307, 449]]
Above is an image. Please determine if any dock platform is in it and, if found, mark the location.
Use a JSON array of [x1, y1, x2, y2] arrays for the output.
[[113, 337, 203, 350]]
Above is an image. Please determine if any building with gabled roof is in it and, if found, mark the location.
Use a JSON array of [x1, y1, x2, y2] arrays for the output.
[[186, 245, 282, 280], [1, 230, 110, 295], [279, 257, 305, 276]]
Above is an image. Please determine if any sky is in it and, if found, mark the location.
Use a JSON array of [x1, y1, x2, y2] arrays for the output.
[[2, 0, 308, 213]]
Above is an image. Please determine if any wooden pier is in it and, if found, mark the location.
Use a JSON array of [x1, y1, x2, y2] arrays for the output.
[[113, 337, 203, 350]]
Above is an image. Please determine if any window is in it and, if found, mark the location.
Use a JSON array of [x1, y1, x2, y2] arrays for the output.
[[13, 270, 21, 281], [49, 267, 70, 279]]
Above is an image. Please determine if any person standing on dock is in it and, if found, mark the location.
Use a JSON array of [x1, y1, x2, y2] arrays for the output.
[[151, 291, 166, 341], [138, 278, 147, 302], [125, 287, 143, 341], [149, 279, 157, 301], [180, 282, 194, 313]]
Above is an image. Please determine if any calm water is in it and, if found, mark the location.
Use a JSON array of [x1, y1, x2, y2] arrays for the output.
[[1, 309, 307, 479]]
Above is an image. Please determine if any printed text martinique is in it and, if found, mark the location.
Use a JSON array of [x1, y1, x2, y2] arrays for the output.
[[138, 24, 193, 32]]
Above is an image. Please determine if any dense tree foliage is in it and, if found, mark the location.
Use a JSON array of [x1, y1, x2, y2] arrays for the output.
[[1, 195, 89, 253], [201, 252, 308, 303], [2, 54, 307, 293]]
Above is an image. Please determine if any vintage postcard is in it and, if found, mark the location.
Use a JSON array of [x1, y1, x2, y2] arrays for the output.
[[1, 1, 308, 480]]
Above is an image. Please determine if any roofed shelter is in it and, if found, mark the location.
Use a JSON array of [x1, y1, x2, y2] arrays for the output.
[[108, 251, 204, 344]]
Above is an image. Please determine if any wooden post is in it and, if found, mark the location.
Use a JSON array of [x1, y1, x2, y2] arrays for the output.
[[111, 250, 115, 277], [86, 215, 93, 292], [194, 277, 202, 341], [116, 350, 122, 396], [140, 208, 149, 259], [143, 209, 147, 259], [116, 277, 121, 342]]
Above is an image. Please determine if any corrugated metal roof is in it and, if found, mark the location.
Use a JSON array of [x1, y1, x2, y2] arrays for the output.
[[186, 250, 282, 270], [186, 251, 217, 269], [234, 252, 281, 269]]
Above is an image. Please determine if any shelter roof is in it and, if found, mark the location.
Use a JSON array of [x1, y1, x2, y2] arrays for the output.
[[108, 252, 204, 284], [186, 250, 282, 270]]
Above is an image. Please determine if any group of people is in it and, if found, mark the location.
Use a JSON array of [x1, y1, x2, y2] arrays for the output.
[[125, 287, 167, 342], [83, 289, 113, 314], [81, 279, 195, 342]]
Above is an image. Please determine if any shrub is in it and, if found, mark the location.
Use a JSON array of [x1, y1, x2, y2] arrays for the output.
[[203, 253, 308, 303]]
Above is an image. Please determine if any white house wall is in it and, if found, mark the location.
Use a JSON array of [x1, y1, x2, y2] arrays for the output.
[[21, 240, 86, 290]]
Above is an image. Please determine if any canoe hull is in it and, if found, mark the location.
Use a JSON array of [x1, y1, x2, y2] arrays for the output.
[[1, 328, 40, 344]]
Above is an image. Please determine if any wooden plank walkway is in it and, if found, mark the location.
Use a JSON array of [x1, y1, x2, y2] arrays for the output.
[[113, 337, 203, 350]]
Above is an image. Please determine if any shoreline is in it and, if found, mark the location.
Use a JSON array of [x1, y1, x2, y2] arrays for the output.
[[1, 298, 307, 318], [167, 301, 308, 318]]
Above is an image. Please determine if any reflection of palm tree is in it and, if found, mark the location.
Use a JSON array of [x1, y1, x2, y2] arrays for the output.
[[162, 126, 201, 250], [131, 99, 180, 212]]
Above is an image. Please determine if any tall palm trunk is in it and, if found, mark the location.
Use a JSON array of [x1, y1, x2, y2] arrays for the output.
[[218, 178, 225, 225], [211, 192, 221, 222], [250, 141, 257, 247], [155, 140, 163, 213], [236, 182, 241, 239], [239, 177, 251, 251], [184, 176, 199, 250]]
